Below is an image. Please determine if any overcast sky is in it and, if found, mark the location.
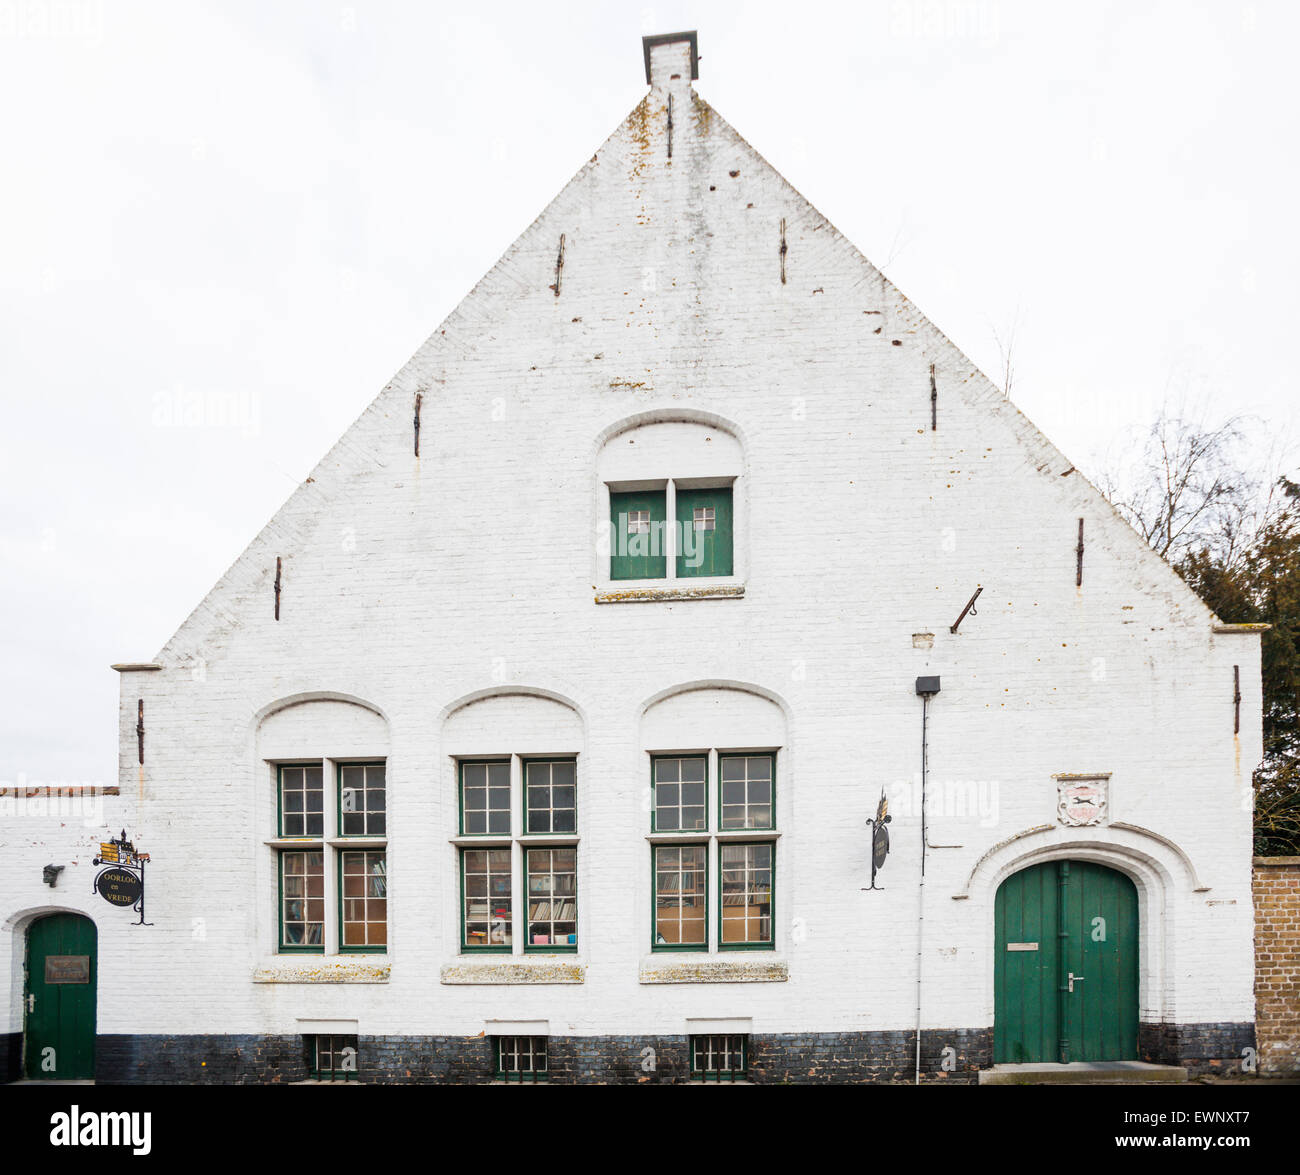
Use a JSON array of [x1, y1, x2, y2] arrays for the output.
[[2, 0, 1296, 788]]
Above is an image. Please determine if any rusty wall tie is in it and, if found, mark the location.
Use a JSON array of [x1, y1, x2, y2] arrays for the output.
[[1076, 519, 1085, 587], [552, 234, 566, 297], [930, 364, 937, 431], [950, 585, 983, 633], [779, 218, 787, 285], [414, 392, 422, 458], [1234, 665, 1241, 734], [667, 92, 674, 159], [136, 699, 144, 765], [274, 556, 282, 621]]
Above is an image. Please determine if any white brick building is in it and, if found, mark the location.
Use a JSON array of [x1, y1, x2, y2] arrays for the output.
[[2, 32, 1263, 1083]]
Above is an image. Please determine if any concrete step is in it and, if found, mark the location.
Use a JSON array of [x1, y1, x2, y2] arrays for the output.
[[980, 1062, 1187, 1086]]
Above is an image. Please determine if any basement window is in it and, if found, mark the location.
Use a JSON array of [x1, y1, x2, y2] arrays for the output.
[[308, 1034, 358, 1081], [690, 1033, 748, 1081], [494, 1035, 548, 1083]]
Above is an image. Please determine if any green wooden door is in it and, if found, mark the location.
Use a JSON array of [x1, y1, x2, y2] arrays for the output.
[[610, 490, 667, 580], [675, 487, 733, 578], [24, 913, 97, 1080], [994, 861, 1138, 1063]]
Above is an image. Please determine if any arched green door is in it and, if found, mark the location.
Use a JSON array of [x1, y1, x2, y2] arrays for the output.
[[994, 860, 1138, 1063], [24, 912, 97, 1080]]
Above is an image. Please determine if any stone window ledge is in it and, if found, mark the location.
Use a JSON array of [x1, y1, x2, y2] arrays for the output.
[[639, 957, 788, 984], [253, 958, 390, 984], [440, 959, 586, 985], [595, 584, 745, 605]]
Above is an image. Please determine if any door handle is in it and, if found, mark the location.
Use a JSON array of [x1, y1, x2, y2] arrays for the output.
[[1068, 972, 1085, 994]]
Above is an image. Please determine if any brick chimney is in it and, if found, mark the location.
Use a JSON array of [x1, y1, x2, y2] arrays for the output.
[[642, 30, 698, 89]]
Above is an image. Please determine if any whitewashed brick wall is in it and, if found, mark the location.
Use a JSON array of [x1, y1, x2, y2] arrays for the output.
[[0, 46, 1261, 1048]]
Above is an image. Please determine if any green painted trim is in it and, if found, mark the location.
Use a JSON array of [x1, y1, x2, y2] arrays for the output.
[[457, 758, 511, 838], [336, 761, 386, 839], [492, 1035, 548, 1082], [610, 489, 668, 580], [675, 485, 734, 578], [277, 761, 324, 838], [689, 1033, 748, 1081], [649, 753, 709, 834], [520, 756, 577, 836], [651, 841, 710, 952], [523, 845, 578, 953], [336, 849, 388, 955], [717, 751, 776, 832], [277, 849, 325, 955], [459, 847, 513, 954], [716, 840, 776, 951]]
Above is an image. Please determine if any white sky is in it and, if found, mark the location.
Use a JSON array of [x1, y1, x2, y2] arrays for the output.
[[2, 0, 1297, 787]]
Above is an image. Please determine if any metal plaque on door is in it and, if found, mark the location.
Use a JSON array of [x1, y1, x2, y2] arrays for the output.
[[44, 955, 90, 984]]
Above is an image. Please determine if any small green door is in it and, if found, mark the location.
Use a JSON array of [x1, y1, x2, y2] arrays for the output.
[[994, 861, 1138, 1063], [610, 490, 667, 580], [675, 487, 733, 578], [24, 913, 97, 1080]]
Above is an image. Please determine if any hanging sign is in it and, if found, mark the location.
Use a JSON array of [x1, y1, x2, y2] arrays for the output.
[[92, 829, 152, 925], [95, 867, 142, 907]]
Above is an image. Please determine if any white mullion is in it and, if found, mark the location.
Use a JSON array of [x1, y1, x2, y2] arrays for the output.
[[665, 478, 677, 580], [511, 754, 524, 954]]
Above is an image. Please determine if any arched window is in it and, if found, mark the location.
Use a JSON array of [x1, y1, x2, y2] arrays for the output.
[[595, 414, 745, 601]]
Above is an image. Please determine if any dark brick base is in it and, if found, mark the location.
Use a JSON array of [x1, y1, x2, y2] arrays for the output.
[[1139, 1021, 1257, 1077], [75, 1023, 1255, 1084], [91, 1029, 988, 1085]]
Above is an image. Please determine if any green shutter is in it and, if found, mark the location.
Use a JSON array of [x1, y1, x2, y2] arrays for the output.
[[610, 490, 667, 580], [676, 487, 733, 578]]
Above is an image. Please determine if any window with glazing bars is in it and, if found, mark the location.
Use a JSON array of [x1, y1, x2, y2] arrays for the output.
[[524, 759, 576, 833], [339, 850, 387, 951], [526, 847, 576, 949], [720, 842, 773, 948], [495, 1035, 547, 1082], [719, 753, 774, 829], [653, 843, 707, 949], [652, 755, 707, 831], [459, 760, 510, 836], [310, 1034, 358, 1081], [279, 850, 324, 951], [338, 762, 386, 836], [461, 847, 512, 950], [690, 1034, 747, 1081], [279, 764, 324, 837]]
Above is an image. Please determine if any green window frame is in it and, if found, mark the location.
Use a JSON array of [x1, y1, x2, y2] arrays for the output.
[[460, 847, 512, 952], [278, 849, 325, 953], [338, 850, 387, 952], [651, 754, 707, 832], [690, 1033, 748, 1081], [718, 753, 775, 830], [458, 760, 511, 837], [652, 843, 708, 951], [610, 489, 667, 580], [525, 847, 577, 951], [719, 841, 774, 950], [338, 762, 386, 837], [523, 758, 576, 834], [309, 1034, 358, 1081], [278, 763, 324, 838], [675, 486, 733, 578], [494, 1035, 547, 1082]]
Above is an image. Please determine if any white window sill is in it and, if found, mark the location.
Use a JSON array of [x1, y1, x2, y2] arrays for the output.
[[595, 583, 745, 604], [639, 956, 788, 984], [253, 958, 390, 984], [646, 831, 780, 843], [440, 959, 586, 985]]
